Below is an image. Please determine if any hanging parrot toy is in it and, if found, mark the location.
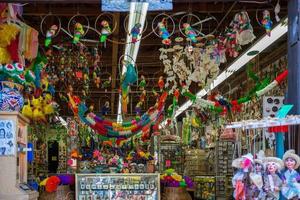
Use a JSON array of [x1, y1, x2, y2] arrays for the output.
[[158, 18, 171, 45], [261, 10, 272, 36], [158, 76, 164, 91], [45, 25, 58, 47], [183, 23, 197, 43], [131, 23, 141, 43], [139, 75, 146, 90], [73, 23, 84, 44], [100, 20, 111, 43]]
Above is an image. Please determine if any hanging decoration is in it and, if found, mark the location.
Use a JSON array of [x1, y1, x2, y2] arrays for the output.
[[100, 20, 111, 43], [67, 90, 167, 138], [73, 23, 84, 44], [131, 23, 141, 43], [260, 10, 273, 36], [44, 25, 58, 47]]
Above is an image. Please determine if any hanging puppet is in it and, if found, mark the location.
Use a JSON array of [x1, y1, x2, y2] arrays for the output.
[[100, 20, 111, 43], [249, 150, 266, 200], [261, 10, 273, 36], [182, 23, 197, 43], [131, 23, 141, 43], [231, 153, 254, 200], [281, 150, 300, 200], [158, 18, 171, 45], [73, 23, 84, 44], [263, 157, 283, 200], [45, 25, 58, 47]]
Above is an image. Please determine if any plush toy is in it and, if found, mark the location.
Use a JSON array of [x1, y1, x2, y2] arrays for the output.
[[281, 150, 300, 199], [182, 23, 197, 43], [100, 20, 111, 43], [261, 10, 273, 36], [263, 157, 283, 200], [158, 18, 171, 45], [45, 25, 58, 47], [73, 23, 84, 44], [130, 23, 141, 43]]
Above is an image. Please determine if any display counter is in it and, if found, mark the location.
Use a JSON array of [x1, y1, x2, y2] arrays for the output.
[[76, 173, 160, 200]]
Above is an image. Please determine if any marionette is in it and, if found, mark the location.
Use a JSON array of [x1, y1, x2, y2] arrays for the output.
[[281, 150, 300, 200], [249, 150, 266, 200], [231, 153, 254, 200], [263, 157, 283, 200]]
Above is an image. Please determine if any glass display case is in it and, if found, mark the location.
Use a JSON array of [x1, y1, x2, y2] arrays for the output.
[[76, 173, 160, 200]]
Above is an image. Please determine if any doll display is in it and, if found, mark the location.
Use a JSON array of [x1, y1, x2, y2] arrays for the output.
[[263, 157, 284, 200], [281, 150, 300, 200]]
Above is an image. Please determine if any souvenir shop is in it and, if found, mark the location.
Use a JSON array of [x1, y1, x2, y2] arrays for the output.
[[0, 0, 299, 200]]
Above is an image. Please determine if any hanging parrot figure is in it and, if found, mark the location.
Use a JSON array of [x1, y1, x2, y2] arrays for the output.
[[131, 23, 141, 43], [139, 75, 146, 90], [158, 76, 164, 91], [182, 23, 197, 43], [73, 23, 84, 44], [261, 10, 273, 36], [45, 25, 58, 47], [102, 76, 111, 90], [100, 20, 111, 43], [121, 63, 138, 113], [158, 18, 171, 45]]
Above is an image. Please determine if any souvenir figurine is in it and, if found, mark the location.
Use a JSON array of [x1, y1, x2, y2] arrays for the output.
[[281, 150, 300, 200], [45, 25, 58, 47], [73, 23, 84, 44], [261, 10, 273, 36], [100, 20, 111, 43], [131, 23, 141, 43], [182, 23, 197, 43], [263, 157, 283, 200], [158, 18, 171, 45]]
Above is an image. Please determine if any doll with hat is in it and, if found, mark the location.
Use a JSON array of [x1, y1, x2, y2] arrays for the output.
[[281, 149, 300, 199], [263, 156, 284, 200], [249, 150, 266, 200], [231, 153, 254, 200]]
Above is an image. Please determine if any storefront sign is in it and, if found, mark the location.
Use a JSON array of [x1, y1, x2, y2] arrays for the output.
[[0, 120, 15, 156]]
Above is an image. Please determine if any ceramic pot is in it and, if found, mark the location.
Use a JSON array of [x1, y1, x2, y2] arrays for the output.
[[163, 187, 192, 200], [0, 81, 24, 111]]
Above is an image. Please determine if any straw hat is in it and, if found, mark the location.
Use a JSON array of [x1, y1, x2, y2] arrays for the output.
[[282, 149, 300, 169], [232, 158, 243, 169], [263, 157, 284, 170]]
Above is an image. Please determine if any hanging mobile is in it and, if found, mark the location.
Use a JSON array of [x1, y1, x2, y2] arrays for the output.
[[152, 13, 175, 45]]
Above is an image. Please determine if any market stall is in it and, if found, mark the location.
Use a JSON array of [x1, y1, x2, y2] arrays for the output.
[[1, 0, 300, 200]]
